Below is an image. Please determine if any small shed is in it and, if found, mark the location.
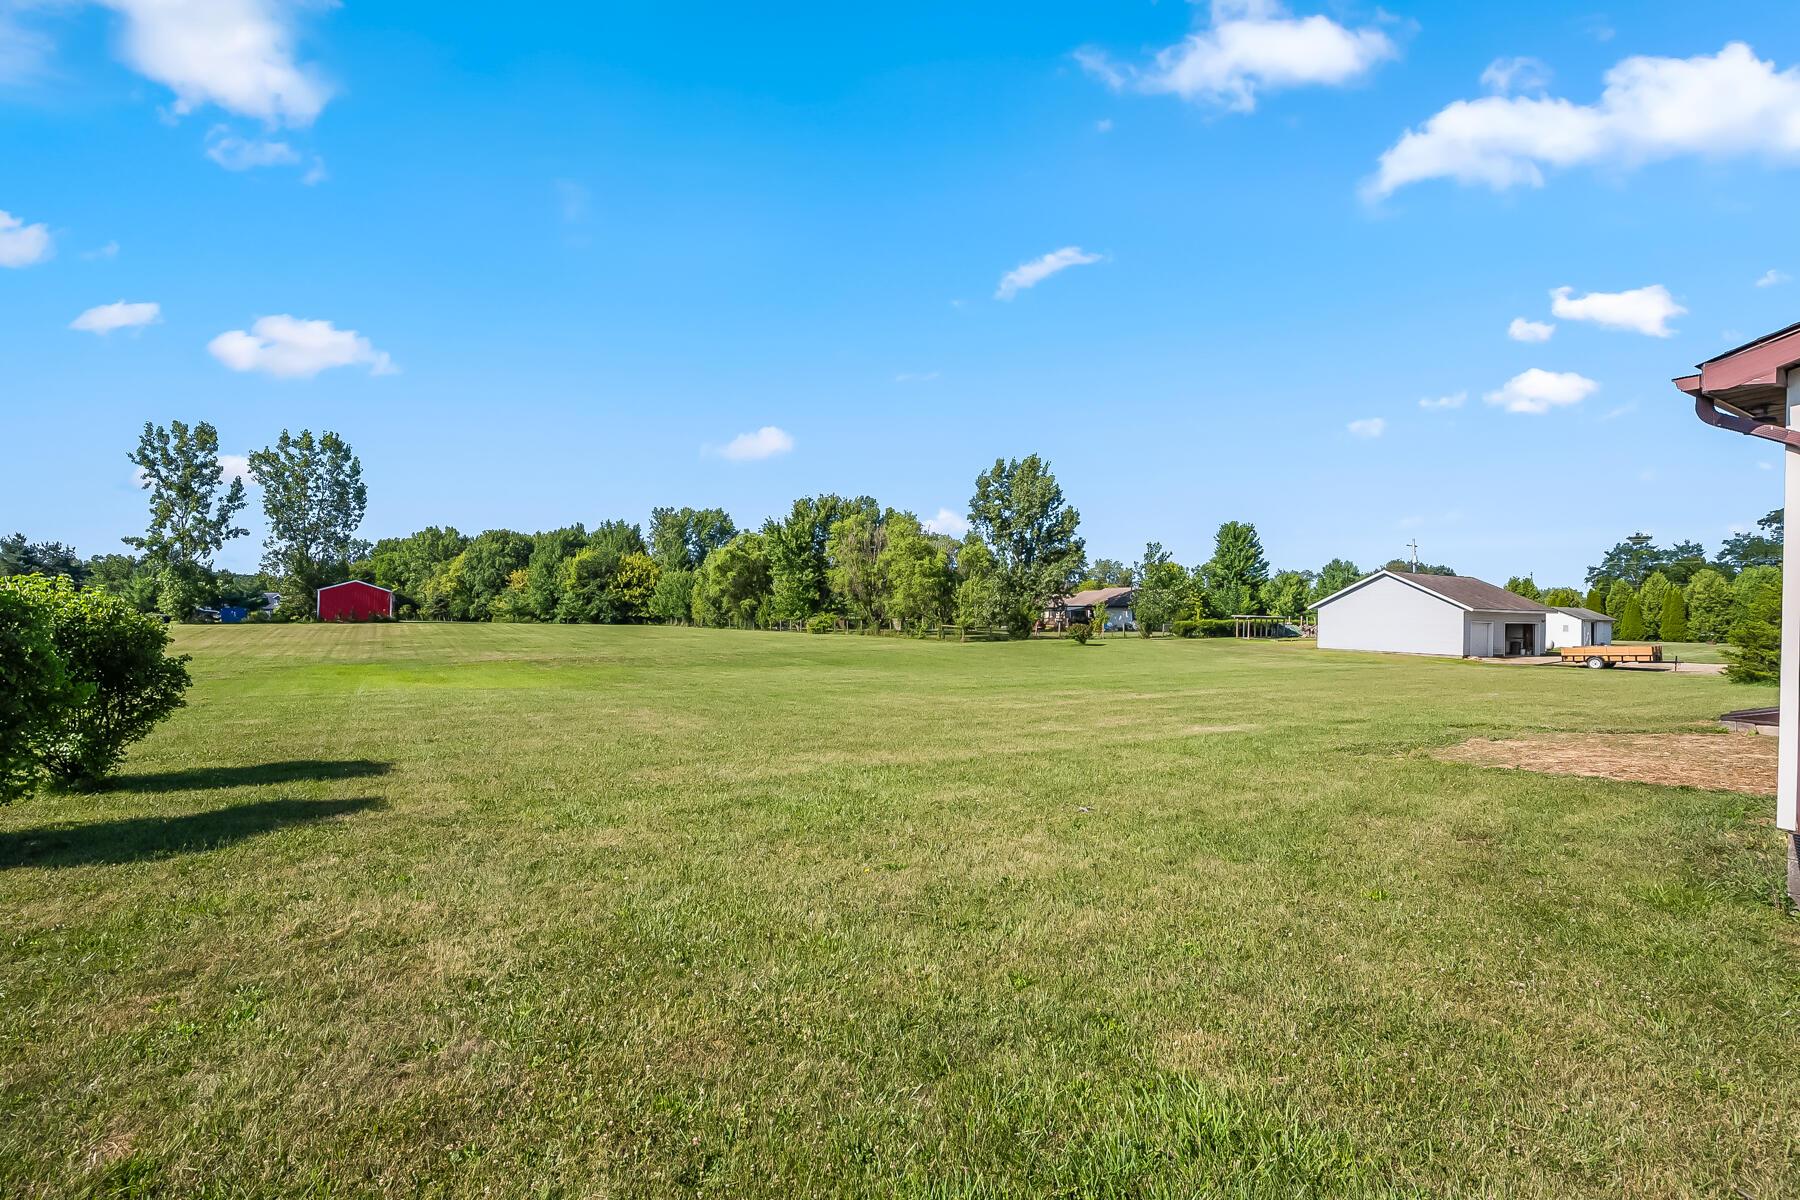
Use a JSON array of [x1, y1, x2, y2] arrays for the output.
[[317, 580, 394, 622], [1311, 570, 1550, 658], [1544, 606, 1613, 650]]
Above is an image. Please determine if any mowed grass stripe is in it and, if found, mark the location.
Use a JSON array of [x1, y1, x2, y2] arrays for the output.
[[0, 624, 1792, 1197]]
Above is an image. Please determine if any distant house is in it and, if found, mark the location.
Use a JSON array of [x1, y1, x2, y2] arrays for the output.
[[1545, 606, 1613, 650], [1311, 570, 1550, 658], [1054, 586, 1136, 632]]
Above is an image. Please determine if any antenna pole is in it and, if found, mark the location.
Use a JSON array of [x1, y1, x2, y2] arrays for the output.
[[1407, 539, 1419, 572]]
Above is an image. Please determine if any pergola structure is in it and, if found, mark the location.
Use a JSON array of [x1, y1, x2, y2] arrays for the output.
[[1675, 322, 1800, 902], [1230, 615, 1289, 638]]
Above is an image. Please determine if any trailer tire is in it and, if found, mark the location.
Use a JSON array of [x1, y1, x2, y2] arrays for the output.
[[1586, 656, 1606, 669]]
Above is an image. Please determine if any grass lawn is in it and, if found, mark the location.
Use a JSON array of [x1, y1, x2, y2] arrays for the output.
[[1616, 641, 1732, 666], [2, 625, 1795, 1197]]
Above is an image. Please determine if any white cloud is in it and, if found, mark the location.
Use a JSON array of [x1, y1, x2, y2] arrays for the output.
[[83, 241, 121, 260], [217, 453, 250, 481], [205, 127, 300, 169], [1095, 117, 1113, 133], [1550, 284, 1685, 337], [0, 10, 53, 84], [98, 0, 331, 126], [208, 315, 396, 379], [1347, 417, 1386, 438], [1507, 317, 1555, 342], [1484, 368, 1598, 414], [925, 507, 970, 537], [1368, 43, 1800, 198], [0, 208, 52, 267], [1757, 268, 1789, 288], [714, 426, 794, 462], [1418, 391, 1465, 410], [301, 156, 326, 186], [1600, 402, 1637, 421], [1079, 0, 1396, 114], [1480, 56, 1551, 95], [70, 300, 161, 334], [995, 246, 1101, 300]]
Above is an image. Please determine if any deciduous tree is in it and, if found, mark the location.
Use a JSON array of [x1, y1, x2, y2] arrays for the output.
[[248, 430, 367, 616], [125, 420, 248, 617], [967, 455, 1084, 637]]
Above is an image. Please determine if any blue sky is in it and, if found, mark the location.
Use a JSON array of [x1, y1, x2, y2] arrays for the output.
[[4, 1, 1799, 583]]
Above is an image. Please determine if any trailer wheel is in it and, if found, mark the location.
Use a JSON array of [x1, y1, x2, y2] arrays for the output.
[[1586, 656, 1606, 669]]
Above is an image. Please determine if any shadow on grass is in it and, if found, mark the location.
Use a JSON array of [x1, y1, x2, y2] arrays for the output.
[[109, 759, 392, 793], [0, 797, 384, 869]]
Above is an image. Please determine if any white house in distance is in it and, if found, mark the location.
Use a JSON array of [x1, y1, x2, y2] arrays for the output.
[[1311, 570, 1552, 658], [1059, 586, 1135, 631], [1544, 606, 1614, 650]]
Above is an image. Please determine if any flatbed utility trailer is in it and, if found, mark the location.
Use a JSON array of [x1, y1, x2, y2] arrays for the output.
[[1558, 644, 1662, 669]]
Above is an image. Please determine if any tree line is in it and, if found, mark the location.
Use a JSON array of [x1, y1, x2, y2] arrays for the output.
[[0, 419, 1783, 669]]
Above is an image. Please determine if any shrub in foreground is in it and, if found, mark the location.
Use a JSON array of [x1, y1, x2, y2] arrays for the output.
[[0, 583, 81, 802], [1067, 621, 1092, 645], [1, 575, 192, 789]]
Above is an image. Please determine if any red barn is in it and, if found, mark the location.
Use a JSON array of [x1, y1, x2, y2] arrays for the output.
[[317, 580, 394, 622]]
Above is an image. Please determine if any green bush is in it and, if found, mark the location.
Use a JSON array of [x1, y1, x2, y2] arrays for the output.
[[806, 613, 837, 635], [1172, 618, 1235, 639], [2, 574, 192, 789], [0, 581, 82, 803], [1067, 621, 1092, 644]]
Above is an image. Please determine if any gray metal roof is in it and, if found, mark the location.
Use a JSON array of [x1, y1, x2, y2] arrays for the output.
[[1549, 606, 1611, 621]]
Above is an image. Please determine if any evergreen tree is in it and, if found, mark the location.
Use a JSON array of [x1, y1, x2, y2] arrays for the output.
[[1203, 521, 1270, 614], [1660, 585, 1689, 641], [1584, 585, 1608, 612], [1616, 596, 1647, 640], [1542, 587, 1584, 607], [1639, 571, 1671, 640], [1685, 570, 1734, 642], [1605, 579, 1635, 621], [1726, 585, 1781, 684]]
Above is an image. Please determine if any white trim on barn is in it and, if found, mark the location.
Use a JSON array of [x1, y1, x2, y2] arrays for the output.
[[316, 579, 396, 618]]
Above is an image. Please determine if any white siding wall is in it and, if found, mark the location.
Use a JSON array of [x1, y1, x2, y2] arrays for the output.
[[1545, 613, 1581, 649], [1545, 614, 1613, 648], [1316, 575, 1465, 656]]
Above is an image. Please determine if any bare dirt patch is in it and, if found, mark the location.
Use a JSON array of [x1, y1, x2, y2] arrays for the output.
[[1434, 733, 1775, 796]]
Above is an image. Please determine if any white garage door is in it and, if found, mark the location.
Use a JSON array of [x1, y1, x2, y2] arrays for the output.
[[1467, 621, 1492, 657]]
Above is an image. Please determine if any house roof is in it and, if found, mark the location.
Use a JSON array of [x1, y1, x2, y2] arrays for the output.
[[1311, 569, 1551, 614], [1065, 586, 1133, 608], [1673, 320, 1800, 423], [1550, 605, 1611, 621]]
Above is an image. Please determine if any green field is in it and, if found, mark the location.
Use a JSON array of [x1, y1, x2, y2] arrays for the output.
[[2, 625, 1795, 1197]]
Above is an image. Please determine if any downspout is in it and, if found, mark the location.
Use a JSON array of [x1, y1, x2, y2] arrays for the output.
[[1691, 391, 1800, 447]]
